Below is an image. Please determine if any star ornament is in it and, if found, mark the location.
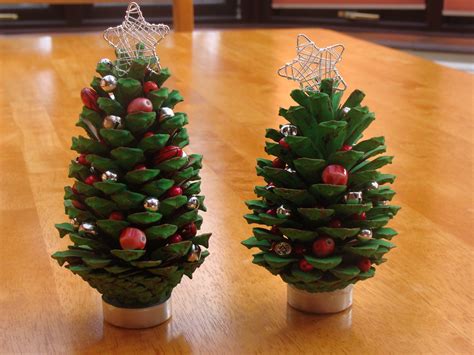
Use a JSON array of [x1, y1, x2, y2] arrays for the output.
[[278, 34, 346, 92], [103, 2, 170, 76]]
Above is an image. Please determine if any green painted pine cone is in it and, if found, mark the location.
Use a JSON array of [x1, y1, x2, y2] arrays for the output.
[[242, 79, 399, 293], [53, 58, 211, 308]]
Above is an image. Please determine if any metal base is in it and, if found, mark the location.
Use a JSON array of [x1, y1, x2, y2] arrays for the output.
[[102, 298, 172, 329], [287, 284, 353, 314]]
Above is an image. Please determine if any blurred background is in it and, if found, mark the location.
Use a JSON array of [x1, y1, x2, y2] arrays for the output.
[[0, 0, 472, 72]]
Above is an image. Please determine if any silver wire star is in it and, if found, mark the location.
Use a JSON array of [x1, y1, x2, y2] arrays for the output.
[[103, 2, 170, 76], [278, 34, 346, 92]]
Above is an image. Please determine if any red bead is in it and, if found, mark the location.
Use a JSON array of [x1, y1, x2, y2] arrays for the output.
[[72, 200, 86, 210], [270, 225, 281, 235], [133, 164, 146, 171], [328, 219, 342, 228], [127, 97, 153, 114], [80, 88, 100, 112], [271, 157, 286, 169], [340, 144, 353, 151], [134, 164, 147, 171], [312, 237, 335, 257], [169, 234, 183, 244], [279, 138, 290, 150], [120, 227, 147, 250], [77, 154, 89, 166], [322, 165, 348, 185], [181, 223, 197, 239], [357, 258, 372, 272], [266, 209, 276, 216], [143, 132, 155, 138], [154, 146, 183, 165], [353, 212, 367, 221], [109, 211, 124, 221], [143, 81, 159, 95], [294, 245, 306, 255], [84, 175, 100, 185], [299, 259, 314, 272], [167, 186, 183, 197]]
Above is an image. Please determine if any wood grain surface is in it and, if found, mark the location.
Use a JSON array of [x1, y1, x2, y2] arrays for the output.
[[0, 28, 472, 354]]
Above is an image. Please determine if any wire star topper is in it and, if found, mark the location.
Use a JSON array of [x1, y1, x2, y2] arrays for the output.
[[278, 34, 346, 92], [103, 2, 170, 76]]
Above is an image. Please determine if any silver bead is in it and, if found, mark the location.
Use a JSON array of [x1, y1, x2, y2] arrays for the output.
[[367, 181, 379, 191], [99, 58, 114, 69], [70, 218, 80, 227], [187, 244, 202, 262], [103, 115, 122, 129], [143, 197, 160, 212], [285, 167, 296, 174], [186, 196, 200, 210], [358, 229, 372, 241], [344, 191, 363, 204], [148, 62, 160, 74], [273, 241, 292, 256], [159, 107, 175, 122], [100, 75, 117, 92], [376, 200, 389, 206], [101, 171, 118, 182], [89, 166, 96, 174], [342, 107, 351, 114], [280, 124, 298, 137], [276, 205, 291, 218], [79, 222, 97, 235], [265, 184, 275, 191]]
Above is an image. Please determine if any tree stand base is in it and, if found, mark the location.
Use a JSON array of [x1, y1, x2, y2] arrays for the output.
[[287, 284, 353, 314], [102, 297, 172, 329]]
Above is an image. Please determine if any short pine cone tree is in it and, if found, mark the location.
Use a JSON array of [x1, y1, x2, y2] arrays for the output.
[[242, 79, 400, 293], [52, 56, 211, 308]]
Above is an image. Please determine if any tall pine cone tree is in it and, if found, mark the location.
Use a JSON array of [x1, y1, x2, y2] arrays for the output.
[[52, 55, 210, 308], [242, 79, 400, 293]]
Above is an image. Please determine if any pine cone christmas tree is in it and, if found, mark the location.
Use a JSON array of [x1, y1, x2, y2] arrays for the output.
[[52, 29, 210, 307], [242, 77, 400, 293]]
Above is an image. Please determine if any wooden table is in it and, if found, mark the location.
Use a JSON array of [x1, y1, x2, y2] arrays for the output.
[[0, 28, 472, 354]]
